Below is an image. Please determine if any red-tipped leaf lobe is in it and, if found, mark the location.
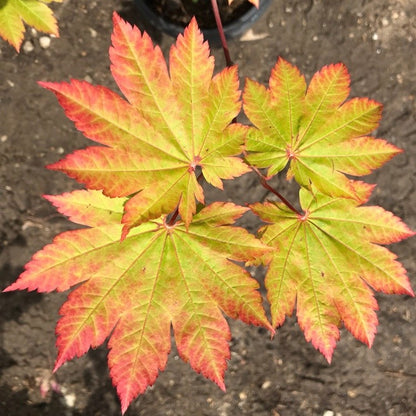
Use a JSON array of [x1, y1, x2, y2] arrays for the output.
[[40, 14, 249, 236], [250, 189, 414, 362], [5, 192, 272, 413], [244, 59, 399, 202]]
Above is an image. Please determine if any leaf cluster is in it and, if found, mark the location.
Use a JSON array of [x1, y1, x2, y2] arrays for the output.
[[4, 13, 414, 414]]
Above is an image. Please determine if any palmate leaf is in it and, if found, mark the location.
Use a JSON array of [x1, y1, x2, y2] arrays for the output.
[[41, 13, 249, 238], [5, 190, 272, 413], [0, 0, 62, 51], [251, 189, 414, 362], [244, 58, 401, 202]]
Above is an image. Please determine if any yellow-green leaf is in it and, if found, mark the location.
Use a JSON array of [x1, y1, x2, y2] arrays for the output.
[[5, 191, 272, 413], [0, 0, 62, 51], [42, 14, 249, 236], [244, 59, 401, 202], [251, 188, 414, 362]]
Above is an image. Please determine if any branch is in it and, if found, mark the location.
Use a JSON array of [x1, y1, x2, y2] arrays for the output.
[[210, 0, 233, 67], [248, 163, 302, 216]]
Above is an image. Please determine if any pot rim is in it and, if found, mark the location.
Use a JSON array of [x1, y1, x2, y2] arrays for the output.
[[134, 0, 272, 42]]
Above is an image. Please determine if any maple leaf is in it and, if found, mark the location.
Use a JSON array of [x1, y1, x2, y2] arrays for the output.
[[5, 190, 272, 413], [244, 58, 401, 202], [0, 0, 62, 51], [40, 13, 249, 238], [251, 188, 414, 362]]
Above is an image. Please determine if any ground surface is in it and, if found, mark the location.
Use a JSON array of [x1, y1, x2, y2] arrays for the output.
[[0, 0, 415, 415]]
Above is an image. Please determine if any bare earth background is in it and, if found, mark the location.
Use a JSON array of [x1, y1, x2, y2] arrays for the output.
[[0, 0, 415, 415]]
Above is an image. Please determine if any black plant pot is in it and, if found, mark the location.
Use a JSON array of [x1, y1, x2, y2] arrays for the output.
[[134, 0, 271, 43]]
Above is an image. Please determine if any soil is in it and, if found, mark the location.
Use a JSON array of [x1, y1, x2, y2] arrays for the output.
[[0, 0, 415, 415]]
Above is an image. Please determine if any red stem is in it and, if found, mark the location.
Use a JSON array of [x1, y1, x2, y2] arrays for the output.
[[210, 0, 233, 67], [249, 164, 302, 216]]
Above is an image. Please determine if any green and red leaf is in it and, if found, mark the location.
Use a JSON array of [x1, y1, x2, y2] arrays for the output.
[[244, 58, 401, 202], [42, 13, 249, 237], [0, 0, 62, 51], [251, 189, 414, 362], [5, 191, 272, 412]]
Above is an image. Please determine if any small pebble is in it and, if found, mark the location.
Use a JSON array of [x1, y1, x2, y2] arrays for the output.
[[63, 392, 76, 407], [261, 380, 272, 389], [393, 334, 402, 345], [23, 40, 34, 53], [89, 28, 97, 38], [1, 135, 7, 142], [347, 389, 357, 398], [39, 36, 51, 49], [323, 411, 334, 416]]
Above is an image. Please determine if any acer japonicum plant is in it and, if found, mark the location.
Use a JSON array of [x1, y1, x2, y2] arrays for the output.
[[4, 12, 414, 414]]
